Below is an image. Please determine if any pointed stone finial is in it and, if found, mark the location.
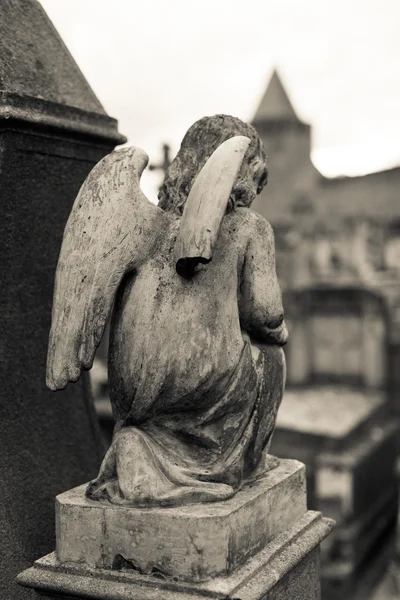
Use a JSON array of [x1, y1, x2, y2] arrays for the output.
[[0, 0, 126, 144], [253, 69, 300, 123]]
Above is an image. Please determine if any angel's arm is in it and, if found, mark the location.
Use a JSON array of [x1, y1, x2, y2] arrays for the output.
[[239, 213, 288, 346]]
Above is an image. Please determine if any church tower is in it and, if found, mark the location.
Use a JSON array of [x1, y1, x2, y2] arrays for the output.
[[251, 70, 320, 225]]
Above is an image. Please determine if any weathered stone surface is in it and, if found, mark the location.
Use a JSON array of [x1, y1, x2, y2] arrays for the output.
[[18, 510, 335, 599], [56, 459, 306, 582], [47, 115, 288, 508], [0, 0, 124, 143], [0, 0, 103, 110], [0, 1, 125, 598]]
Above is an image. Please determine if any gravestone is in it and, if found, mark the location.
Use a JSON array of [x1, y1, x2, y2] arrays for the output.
[[271, 285, 400, 599], [0, 1, 125, 598]]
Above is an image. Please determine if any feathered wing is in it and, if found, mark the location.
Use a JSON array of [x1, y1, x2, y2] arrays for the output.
[[47, 146, 163, 391]]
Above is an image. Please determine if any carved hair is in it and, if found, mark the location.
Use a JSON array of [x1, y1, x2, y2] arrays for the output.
[[158, 115, 268, 215]]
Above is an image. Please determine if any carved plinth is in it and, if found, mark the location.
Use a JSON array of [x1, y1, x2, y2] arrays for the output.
[[18, 460, 335, 600], [56, 459, 306, 582], [18, 514, 333, 600]]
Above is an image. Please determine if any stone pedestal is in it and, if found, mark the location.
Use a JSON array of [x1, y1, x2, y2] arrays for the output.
[[18, 460, 334, 599]]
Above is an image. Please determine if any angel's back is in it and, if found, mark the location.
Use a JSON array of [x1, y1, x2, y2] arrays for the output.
[[47, 118, 288, 508], [108, 209, 264, 423]]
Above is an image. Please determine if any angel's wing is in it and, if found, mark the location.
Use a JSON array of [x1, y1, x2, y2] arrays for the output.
[[46, 146, 163, 391]]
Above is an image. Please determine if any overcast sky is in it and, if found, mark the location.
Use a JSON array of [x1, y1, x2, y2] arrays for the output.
[[40, 0, 400, 199]]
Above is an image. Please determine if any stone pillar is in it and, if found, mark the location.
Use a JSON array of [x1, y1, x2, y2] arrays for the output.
[[0, 1, 126, 598]]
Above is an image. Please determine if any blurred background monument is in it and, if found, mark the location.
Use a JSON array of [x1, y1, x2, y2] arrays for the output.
[[252, 70, 400, 290]]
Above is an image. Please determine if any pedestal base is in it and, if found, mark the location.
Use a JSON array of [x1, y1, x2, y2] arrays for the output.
[[56, 459, 307, 582], [18, 511, 334, 600]]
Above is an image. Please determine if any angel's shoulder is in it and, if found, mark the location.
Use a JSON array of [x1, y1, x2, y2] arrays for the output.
[[224, 208, 274, 245]]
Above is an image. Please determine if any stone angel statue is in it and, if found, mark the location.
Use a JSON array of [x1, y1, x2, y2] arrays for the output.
[[46, 115, 288, 507]]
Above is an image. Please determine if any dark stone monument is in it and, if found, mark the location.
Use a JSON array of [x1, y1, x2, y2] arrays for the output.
[[396, 501, 400, 593], [271, 285, 400, 599], [0, 1, 125, 598], [381, 281, 400, 418]]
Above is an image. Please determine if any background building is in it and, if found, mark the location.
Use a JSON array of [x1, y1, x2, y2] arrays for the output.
[[252, 70, 400, 289]]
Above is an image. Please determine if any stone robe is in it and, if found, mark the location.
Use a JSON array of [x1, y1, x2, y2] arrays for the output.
[[87, 208, 287, 506]]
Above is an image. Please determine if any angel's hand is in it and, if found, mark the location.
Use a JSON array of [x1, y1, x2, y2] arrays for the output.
[[259, 320, 289, 347]]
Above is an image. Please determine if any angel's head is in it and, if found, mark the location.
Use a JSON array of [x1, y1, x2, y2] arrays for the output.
[[158, 115, 268, 215]]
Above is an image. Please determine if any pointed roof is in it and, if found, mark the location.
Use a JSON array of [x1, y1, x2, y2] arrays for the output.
[[0, 0, 125, 144], [253, 70, 300, 122]]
